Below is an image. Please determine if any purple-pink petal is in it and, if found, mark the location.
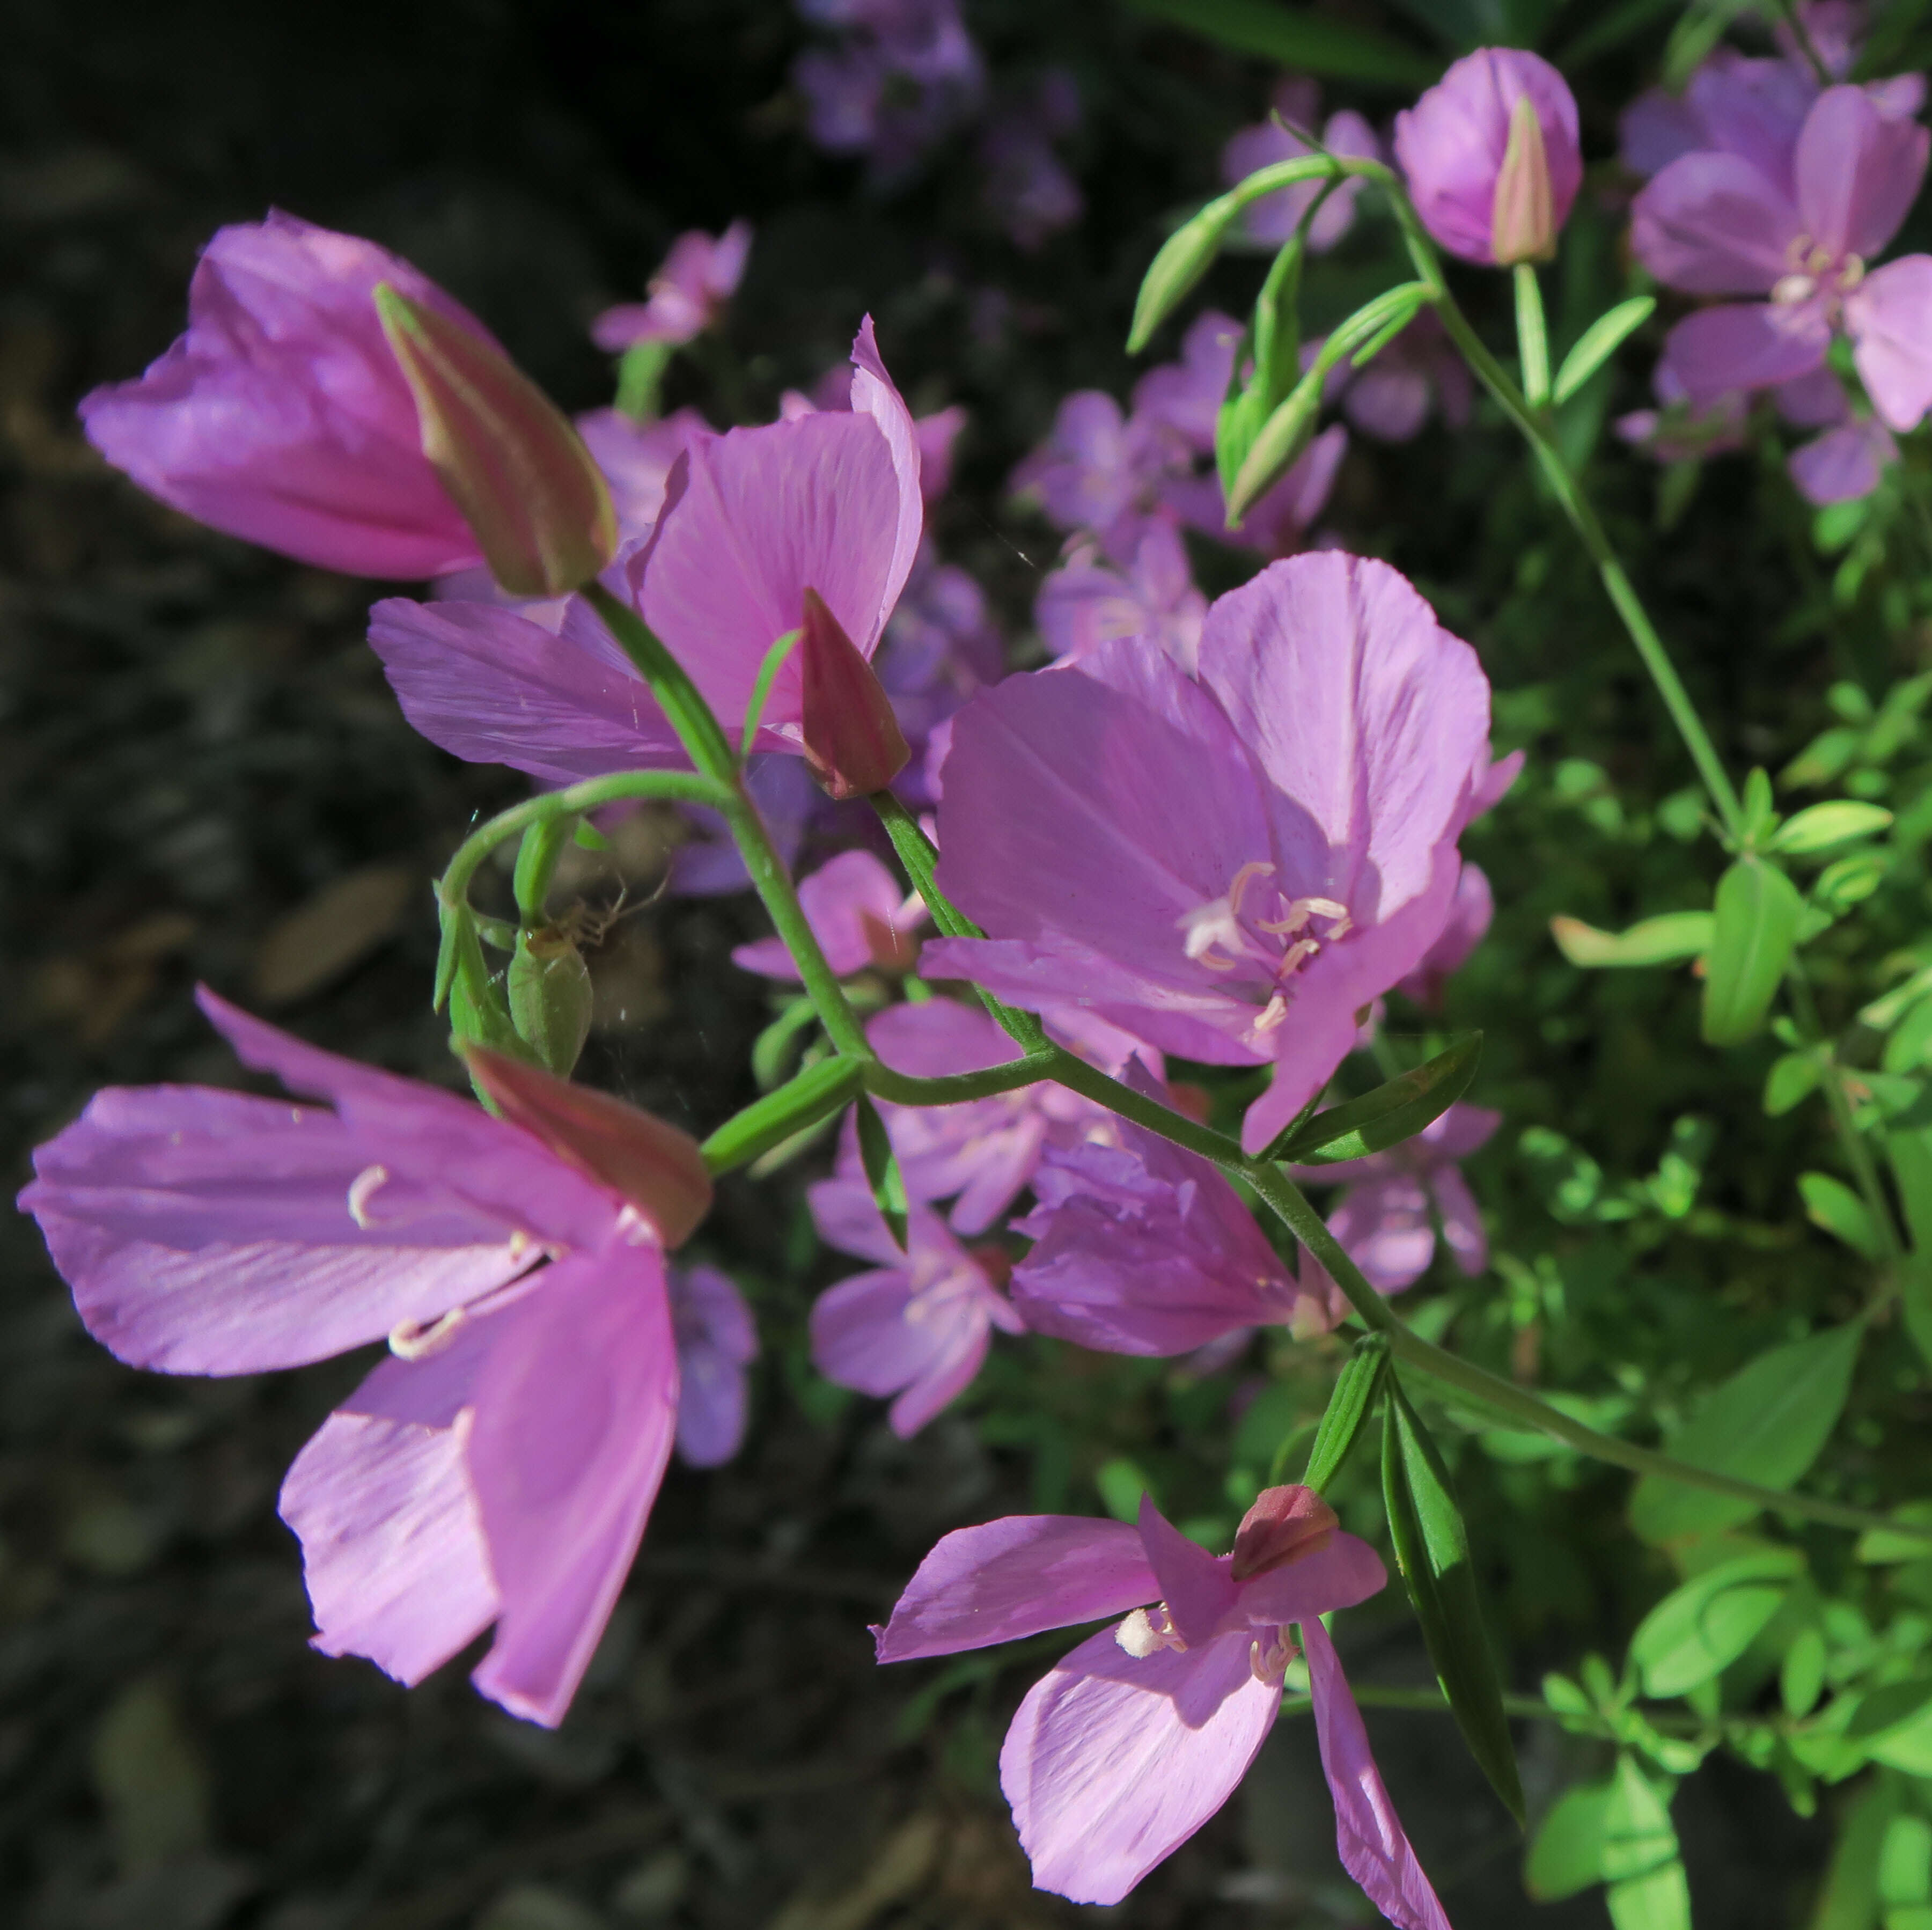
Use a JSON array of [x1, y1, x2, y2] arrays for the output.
[[669, 1263, 758, 1469], [874, 1515, 1158, 1661], [1135, 1494, 1238, 1646], [1302, 1617, 1452, 1930], [1795, 85, 1928, 262], [465, 1229, 678, 1727], [731, 849, 920, 979], [1847, 254, 1932, 430], [1663, 301, 1831, 406], [1000, 1623, 1280, 1906], [1631, 151, 1799, 295], [1230, 1532, 1387, 1632]]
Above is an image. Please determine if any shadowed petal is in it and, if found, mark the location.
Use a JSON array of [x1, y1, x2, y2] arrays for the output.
[[875, 1516, 1158, 1661], [1001, 1624, 1280, 1906], [1136, 1494, 1237, 1646], [1302, 1617, 1452, 1930], [1230, 1531, 1386, 1631], [1847, 255, 1932, 430], [669, 1263, 758, 1469], [1663, 302, 1830, 405], [1429, 1165, 1490, 1275], [466, 1230, 678, 1727], [1631, 152, 1799, 293]]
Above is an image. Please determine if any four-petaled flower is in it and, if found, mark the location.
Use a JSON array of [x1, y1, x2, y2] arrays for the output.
[[592, 221, 753, 351]]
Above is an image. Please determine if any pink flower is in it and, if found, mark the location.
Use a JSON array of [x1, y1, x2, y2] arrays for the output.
[[669, 1264, 759, 1467], [1037, 524, 1207, 673], [1223, 80, 1382, 252], [1012, 1067, 1335, 1353], [592, 222, 753, 351], [731, 849, 925, 979], [922, 552, 1494, 1154], [849, 999, 1138, 1236], [17, 990, 714, 1727], [1394, 49, 1582, 266], [79, 212, 496, 579], [1635, 86, 1932, 431], [1289, 1104, 1500, 1302], [1395, 860, 1492, 1006], [1010, 389, 1185, 551], [807, 1177, 1023, 1435], [367, 318, 923, 777], [874, 1487, 1449, 1924]]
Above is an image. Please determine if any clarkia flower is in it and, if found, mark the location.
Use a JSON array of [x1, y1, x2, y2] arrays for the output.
[[731, 848, 925, 979], [1635, 85, 1932, 430], [79, 212, 501, 579], [669, 1263, 759, 1467], [1223, 78, 1382, 252], [1010, 389, 1184, 555], [1012, 1069, 1335, 1353], [807, 1175, 1022, 1435], [1393, 49, 1582, 266], [17, 989, 713, 1726], [368, 318, 922, 777], [923, 552, 1494, 1153], [1037, 524, 1207, 674], [1288, 1104, 1500, 1304], [592, 222, 753, 351], [875, 1486, 1450, 1924]]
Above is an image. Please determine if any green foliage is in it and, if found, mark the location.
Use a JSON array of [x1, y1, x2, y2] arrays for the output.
[[1272, 1033, 1482, 1163]]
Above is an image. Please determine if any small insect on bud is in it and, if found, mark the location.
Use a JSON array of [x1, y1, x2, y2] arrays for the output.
[[375, 283, 619, 598], [1230, 1484, 1339, 1581], [463, 1045, 712, 1247], [508, 925, 595, 1077], [798, 586, 910, 801], [1491, 93, 1556, 267]]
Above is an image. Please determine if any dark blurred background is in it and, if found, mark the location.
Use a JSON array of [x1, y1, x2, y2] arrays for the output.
[[0, 2, 1850, 1925]]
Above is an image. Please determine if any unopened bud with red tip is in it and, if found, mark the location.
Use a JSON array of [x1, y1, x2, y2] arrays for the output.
[[798, 585, 910, 800], [1230, 1484, 1338, 1581], [1491, 94, 1556, 266], [462, 1044, 712, 1246], [375, 283, 618, 597]]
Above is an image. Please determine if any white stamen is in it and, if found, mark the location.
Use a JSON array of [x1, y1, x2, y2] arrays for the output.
[[1226, 860, 1276, 916], [347, 1164, 390, 1229], [1773, 272, 1818, 305], [389, 1307, 468, 1360], [1250, 1630, 1295, 1685], [1255, 992, 1291, 1034], [1116, 1604, 1186, 1658]]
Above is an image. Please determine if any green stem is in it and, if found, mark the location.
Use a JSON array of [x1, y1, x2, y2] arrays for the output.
[[581, 583, 872, 1059], [702, 1058, 866, 1174], [512, 816, 571, 926], [865, 1052, 1065, 1107], [1513, 262, 1549, 409]]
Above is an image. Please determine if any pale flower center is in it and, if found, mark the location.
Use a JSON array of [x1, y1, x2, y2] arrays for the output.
[[1176, 861, 1352, 1030], [1772, 234, 1865, 313]]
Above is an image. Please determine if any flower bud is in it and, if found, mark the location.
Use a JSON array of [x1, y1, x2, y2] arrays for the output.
[[508, 925, 595, 1076], [375, 283, 618, 597], [1127, 194, 1239, 354], [463, 1045, 712, 1246], [1226, 375, 1321, 525], [798, 586, 910, 800], [1491, 94, 1556, 266], [1230, 1484, 1339, 1581]]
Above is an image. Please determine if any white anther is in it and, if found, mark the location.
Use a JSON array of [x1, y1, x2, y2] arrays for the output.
[[1255, 992, 1291, 1034], [1250, 1630, 1295, 1685], [1117, 1605, 1186, 1658], [1773, 272, 1818, 305], [1226, 861, 1276, 917], [347, 1164, 390, 1229], [389, 1307, 467, 1361], [1841, 253, 1866, 289]]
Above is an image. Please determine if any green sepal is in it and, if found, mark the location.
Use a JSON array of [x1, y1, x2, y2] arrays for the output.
[[701, 1057, 865, 1177], [854, 1091, 911, 1252], [1301, 1333, 1389, 1492], [1550, 295, 1656, 407], [1380, 1378, 1525, 1825], [1270, 1033, 1481, 1165], [1128, 195, 1241, 355], [1702, 856, 1803, 1046]]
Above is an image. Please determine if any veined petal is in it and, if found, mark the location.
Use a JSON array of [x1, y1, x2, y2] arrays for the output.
[[1001, 1625, 1280, 1905], [466, 1230, 678, 1727], [875, 1515, 1158, 1661], [1796, 85, 1929, 263], [1228, 1530, 1386, 1631], [1302, 1617, 1452, 1930], [20, 1083, 534, 1374], [280, 1320, 500, 1685]]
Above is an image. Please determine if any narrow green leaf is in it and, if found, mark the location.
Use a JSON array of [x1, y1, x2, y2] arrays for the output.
[[740, 626, 803, 760], [853, 1093, 910, 1252], [1525, 1778, 1615, 1902], [1273, 1034, 1482, 1165], [1249, 234, 1306, 412], [1381, 1381, 1525, 1824], [1768, 801, 1893, 855], [1551, 296, 1657, 406], [1849, 1678, 1932, 1775], [1629, 1547, 1804, 1698], [1810, 1773, 1899, 1930], [1702, 857, 1803, 1046], [1629, 1324, 1865, 1543], [1798, 1171, 1882, 1260], [1855, 1502, 1932, 1564], [1764, 1051, 1822, 1117], [1117, 0, 1440, 85], [1887, 1128, 1932, 1254], [1549, 912, 1713, 968], [1602, 1755, 1691, 1930], [751, 995, 822, 1090], [1301, 1334, 1389, 1492]]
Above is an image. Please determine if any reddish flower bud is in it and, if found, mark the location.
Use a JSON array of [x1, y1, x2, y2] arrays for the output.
[[375, 283, 618, 597], [1491, 94, 1556, 266], [798, 585, 910, 800], [464, 1045, 712, 1246], [1230, 1483, 1338, 1581]]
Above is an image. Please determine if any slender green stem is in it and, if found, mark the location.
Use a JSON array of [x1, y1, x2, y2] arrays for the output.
[[866, 1052, 1064, 1107], [1789, 965, 1906, 1265], [582, 583, 872, 1059], [702, 1058, 865, 1174], [741, 627, 803, 763], [512, 816, 571, 926], [1512, 263, 1549, 409]]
